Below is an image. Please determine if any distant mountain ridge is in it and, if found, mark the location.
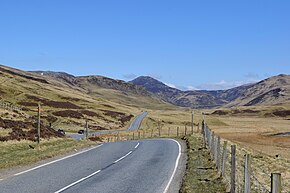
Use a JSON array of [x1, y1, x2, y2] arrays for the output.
[[31, 71, 153, 97], [5, 65, 290, 109], [130, 75, 290, 108]]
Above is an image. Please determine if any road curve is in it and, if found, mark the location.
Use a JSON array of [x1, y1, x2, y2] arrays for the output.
[[67, 112, 148, 139], [127, 111, 148, 130], [0, 139, 181, 193]]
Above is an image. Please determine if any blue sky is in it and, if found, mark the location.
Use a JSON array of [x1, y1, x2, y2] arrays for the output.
[[1, 0, 290, 90]]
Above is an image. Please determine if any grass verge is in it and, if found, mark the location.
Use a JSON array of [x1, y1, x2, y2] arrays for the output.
[[180, 134, 226, 193], [0, 138, 95, 169]]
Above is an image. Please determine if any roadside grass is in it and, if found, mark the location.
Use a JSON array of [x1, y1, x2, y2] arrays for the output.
[[180, 134, 226, 193], [0, 138, 95, 169]]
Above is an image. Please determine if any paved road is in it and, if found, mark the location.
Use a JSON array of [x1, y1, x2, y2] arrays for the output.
[[0, 139, 181, 193], [128, 111, 148, 130], [67, 112, 148, 140]]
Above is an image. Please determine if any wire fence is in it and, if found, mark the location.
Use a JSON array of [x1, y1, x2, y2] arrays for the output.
[[90, 119, 288, 193], [203, 123, 287, 193]]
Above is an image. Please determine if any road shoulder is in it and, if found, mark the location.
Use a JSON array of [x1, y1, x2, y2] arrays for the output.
[[167, 139, 187, 193]]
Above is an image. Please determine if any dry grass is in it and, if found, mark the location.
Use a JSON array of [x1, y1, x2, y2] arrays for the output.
[[138, 108, 290, 191], [0, 138, 95, 169], [209, 116, 290, 159], [204, 111, 290, 192], [0, 68, 158, 134], [180, 134, 226, 193]]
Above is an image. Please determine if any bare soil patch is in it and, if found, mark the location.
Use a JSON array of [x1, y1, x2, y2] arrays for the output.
[[60, 96, 81, 102], [100, 109, 133, 125], [88, 136, 103, 142], [212, 109, 259, 115], [18, 102, 38, 107], [101, 109, 126, 118], [91, 126, 109, 130], [52, 110, 83, 119], [120, 114, 134, 125], [81, 110, 99, 117], [101, 104, 115, 108], [26, 95, 83, 109], [0, 117, 63, 141], [272, 110, 290, 117]]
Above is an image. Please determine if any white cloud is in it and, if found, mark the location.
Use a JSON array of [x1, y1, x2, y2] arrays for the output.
[[195, 79, 258, 90], [186, 85, 199, 90], [123, 73, 137, 80], [164, 82, 177, 89]]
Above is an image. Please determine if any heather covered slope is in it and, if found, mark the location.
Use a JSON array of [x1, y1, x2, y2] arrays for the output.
[[0, 65, 173, 141]]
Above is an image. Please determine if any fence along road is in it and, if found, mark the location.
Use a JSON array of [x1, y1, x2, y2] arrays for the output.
[[0, 139, 181, 193]]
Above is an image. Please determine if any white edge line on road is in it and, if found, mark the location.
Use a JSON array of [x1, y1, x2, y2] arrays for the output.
[[134, 142, 140, 149], [54, 170, 101, 193], [114, 151, 133, 163], [14, 144, 104, 176], [163, 139, 182, 193]]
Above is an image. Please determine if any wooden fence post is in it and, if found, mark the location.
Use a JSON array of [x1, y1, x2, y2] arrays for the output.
[[208, 128, 212, 150], [85, 120, 89, 139], [191, 111, 194, 134], [244, 154, 251, 193], [168, 127, 170, 136], [138, 131, 141, 139], [159, 128, 161, 137], [177, 127, 179, 137], [151, 129, 153, 138], [217, 136, 221, 171], [143, 130, 145, 138], [211, 132, 215, 159], [271, 173, 282, 193], [231, 145, 236, 193], [133, 132, 135, 140], [185, 125, 187, 135], [37, 103, 41, 146], [214, 135, 218, 163], [203, 124, 207, 148]]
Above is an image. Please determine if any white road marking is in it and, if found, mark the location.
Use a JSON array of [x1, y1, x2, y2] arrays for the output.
[[134, 142, 140, 149], [163, 139, 182, 193], [14, 144, 103, 176], [114, 151, 133, 163], [54, 170, 101, 193]]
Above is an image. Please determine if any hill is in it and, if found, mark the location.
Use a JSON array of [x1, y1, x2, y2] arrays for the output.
[[226, 74, 290, 107], [131, 75, 290, 108], [0, 65, 173, 141]]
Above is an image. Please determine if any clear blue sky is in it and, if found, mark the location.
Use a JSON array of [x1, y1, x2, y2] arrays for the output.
[[1, 0, 290, 90]]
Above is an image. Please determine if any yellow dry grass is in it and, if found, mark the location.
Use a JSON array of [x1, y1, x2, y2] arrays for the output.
[[204, 113, 290, 192]]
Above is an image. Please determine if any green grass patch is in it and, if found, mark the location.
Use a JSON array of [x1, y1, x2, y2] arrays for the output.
[[180, 135, 226, 193], [0, 138, 95, 169]]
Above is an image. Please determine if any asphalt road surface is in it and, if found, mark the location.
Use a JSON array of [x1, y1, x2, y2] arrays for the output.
[[127, 111, 148, 131], [67, 112, 148, 139], [0, 139, 181, 193]]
